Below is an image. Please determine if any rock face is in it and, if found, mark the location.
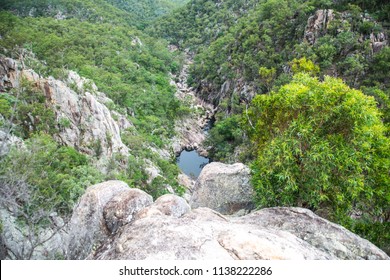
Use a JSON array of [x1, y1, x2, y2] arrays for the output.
[[304, 9, 388, 53], [136, 194, 191, 220], [0, 56, 130, 158], [67, 181, 152, 260], [238, 208, 388, 260], [67, 183, 388, 260], [304, 9, 335, 45], [190, 162, 254, 215]]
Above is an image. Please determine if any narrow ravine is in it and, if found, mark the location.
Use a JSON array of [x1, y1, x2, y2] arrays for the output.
[[169, 49, 216, 178]]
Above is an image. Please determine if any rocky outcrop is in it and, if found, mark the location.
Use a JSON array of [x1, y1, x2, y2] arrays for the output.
[[369, 31, 388, 53], [190, 162, 254, 215], [236, 207, 389, 260], [0, 57, 18, 92], [67, 181, 152, 259], [3, 178, 387, 260], [0, 56, 130, 158], [135, 194, 191, 220], [304, 9, 388, 53], [67, 183, 388, 260], [49, 71, 130, 157], [304, 9, 335, 45], [103, 188, 153, 235]]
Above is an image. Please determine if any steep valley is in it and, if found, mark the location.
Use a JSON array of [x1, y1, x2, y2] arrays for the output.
[[0, 0, 389, 259]]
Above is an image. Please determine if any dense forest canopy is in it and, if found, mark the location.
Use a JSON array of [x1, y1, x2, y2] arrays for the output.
[[0, 0, 389, 256]]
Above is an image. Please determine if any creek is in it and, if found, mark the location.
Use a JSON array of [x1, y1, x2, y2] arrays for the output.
[[176, 150, 209, 179]]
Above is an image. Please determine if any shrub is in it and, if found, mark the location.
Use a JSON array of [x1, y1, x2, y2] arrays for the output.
[[247, 74, 389, 226]]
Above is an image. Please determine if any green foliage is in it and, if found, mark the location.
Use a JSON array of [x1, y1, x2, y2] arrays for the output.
[[366, 47, 390, 88], [187, 0, 388, 107], [0, 0, 189, 29], [0, 0, 136, 26], [105, 0, 189, 29], [58, 117, 71, 129], [0, 11, 182, 140], [205, 115, 245, 162], [290, 57, 320, 76], [0, 93, 13, 120], [332, 0, 390, 22], [362, 87, 390, 130], [259, 67, 276, 92], [0, 133, 104, 214], [351, 220, 390, 255], [150, 0, 260, 49], [9, 79, 58, 138], [247, 74, 389, 228], [188, 0, 316, 102]]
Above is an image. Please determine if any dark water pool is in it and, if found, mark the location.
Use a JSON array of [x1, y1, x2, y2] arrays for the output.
[[177, 150, 209, 179]]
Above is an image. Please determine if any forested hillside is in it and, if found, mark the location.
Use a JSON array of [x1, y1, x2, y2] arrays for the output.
[[0, 0, 190, 253], [0, 0, 389, 258], [0, 0, 188, 27], [150, 0, 259, 48]]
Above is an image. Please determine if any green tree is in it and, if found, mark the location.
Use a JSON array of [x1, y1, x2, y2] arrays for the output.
[[0, 133, 104, 214], [247, 74, 389, 227], [259, 67, 277, 93], [290, 57, 320, 76]]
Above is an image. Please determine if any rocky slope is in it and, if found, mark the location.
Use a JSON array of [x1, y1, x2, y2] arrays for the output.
[[0, 56, 130, 158], [66, 181, 388, 260], [2, 168, 389, 260]]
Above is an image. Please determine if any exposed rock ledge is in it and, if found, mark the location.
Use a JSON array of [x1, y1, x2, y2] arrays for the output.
[[0, 56, 130, 158], [67, 181, 388, 260]]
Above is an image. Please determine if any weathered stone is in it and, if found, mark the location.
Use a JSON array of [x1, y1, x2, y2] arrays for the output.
[[304, 9, 335, 45], [90, 205, 388, 260], [190, 162, 254, 215], [136, 194, 190, 220], [304, 9, 388, 53], [178, 173, 195, 202], [67, 181, 130, 260], [238, 207, 389, 260], [93, 208, 235, 260], [0, 57, 130, 159], [47, 73, 129, 157], [216, 228, 329, 260], [103, 189, 153, 234]]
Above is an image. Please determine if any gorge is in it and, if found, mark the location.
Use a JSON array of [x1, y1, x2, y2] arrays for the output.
[[0, 0, 389, 260]]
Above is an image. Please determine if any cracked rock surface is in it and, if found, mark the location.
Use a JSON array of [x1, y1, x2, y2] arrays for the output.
[[68, 181, 389, 260]]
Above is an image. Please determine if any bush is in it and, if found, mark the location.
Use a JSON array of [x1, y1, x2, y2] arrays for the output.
[[205, 115, 245, 162], [247, 74, 389, 227], [0, 133, 104, 214]]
